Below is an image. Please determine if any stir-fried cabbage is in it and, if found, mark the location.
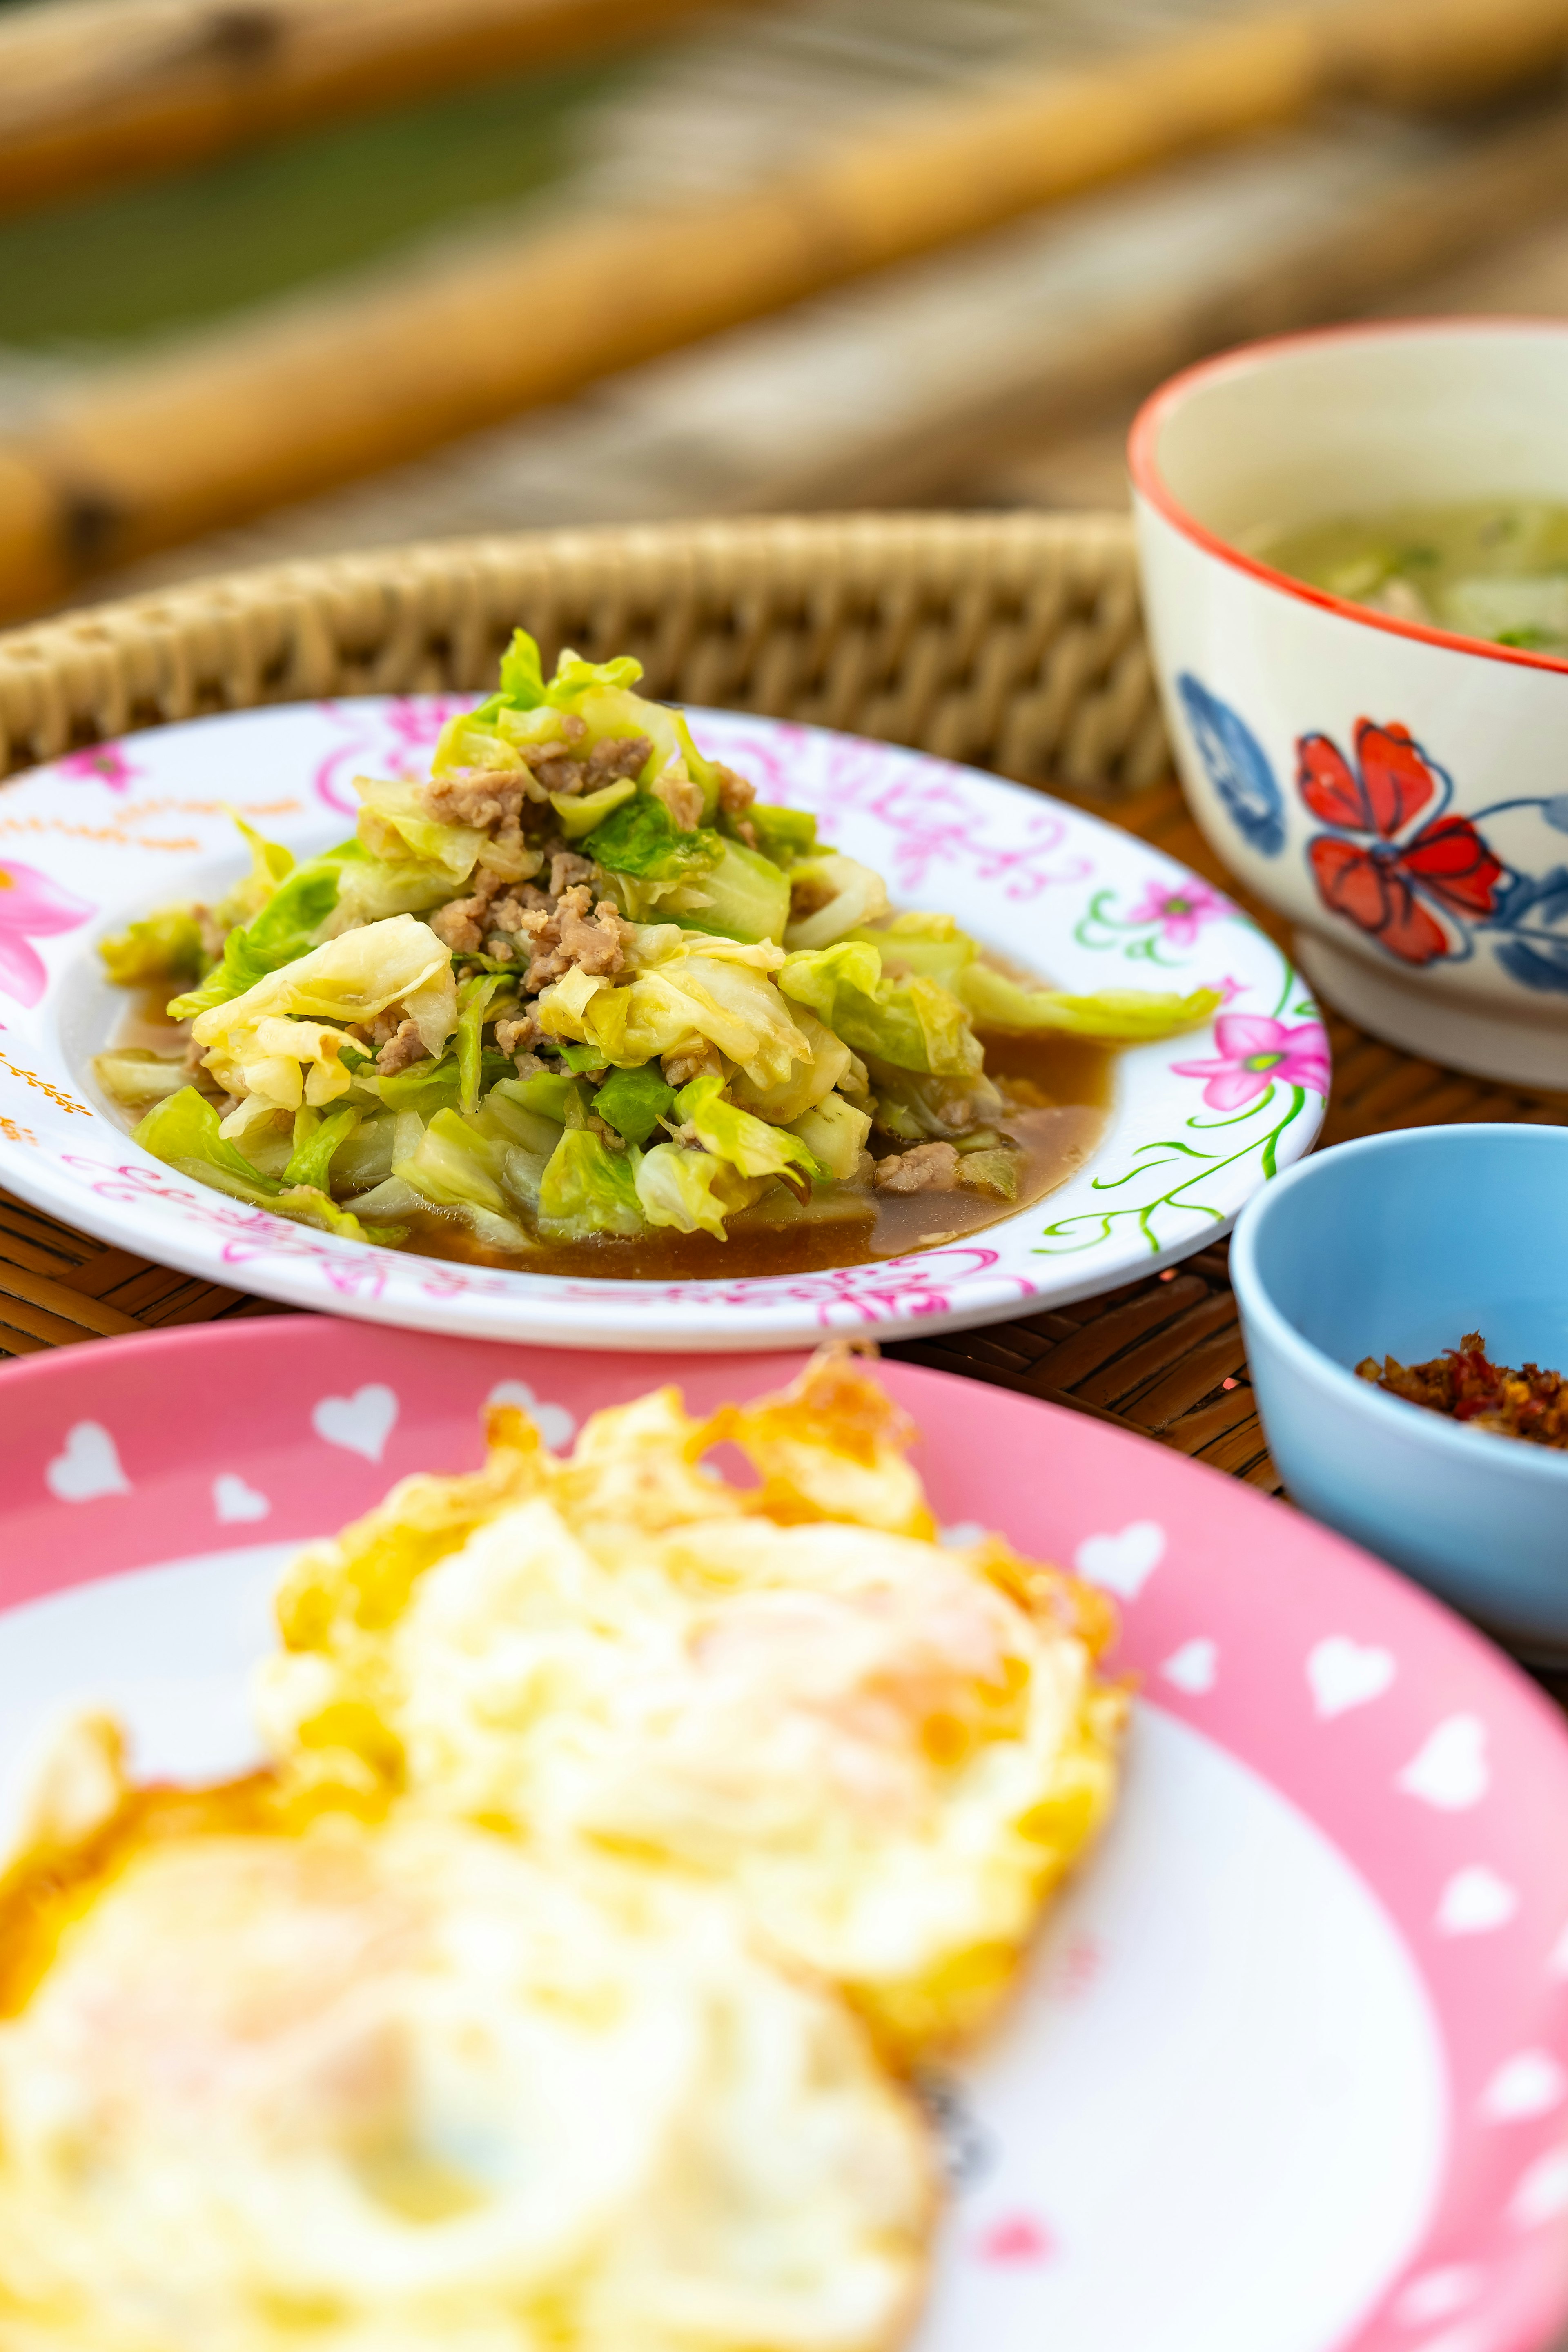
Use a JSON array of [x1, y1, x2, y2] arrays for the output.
[[98, 626, 1235, 1258]]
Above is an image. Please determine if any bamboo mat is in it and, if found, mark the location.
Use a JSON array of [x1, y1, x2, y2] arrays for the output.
[[6, 770, 1566, 1505]]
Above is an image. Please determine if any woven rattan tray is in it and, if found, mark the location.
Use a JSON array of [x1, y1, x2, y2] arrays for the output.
[[2, 511, 1564, 1501]]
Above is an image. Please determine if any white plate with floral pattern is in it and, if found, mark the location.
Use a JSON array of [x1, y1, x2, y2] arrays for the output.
[[0, 699, 1327, 1350]]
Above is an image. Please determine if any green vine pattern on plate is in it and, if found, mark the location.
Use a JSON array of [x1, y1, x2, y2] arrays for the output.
[[1036, 915, 1325, 1259]]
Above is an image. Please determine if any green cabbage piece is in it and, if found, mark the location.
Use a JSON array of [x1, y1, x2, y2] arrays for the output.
[[675, 837, 791, 946], [168, 842, 360, 1018], [499, 630, 547, 705], [498, 1070, 584, 1126], [634, 1142, 762, 1239], [744, 806, 817, 866], [864, 1062, 1004, 1143], [954, 1146, 1020, 1200], [779, 942, 982, 1077], [958, 968, 1221, 1038], [213, 818, 296, 929], [672, 1073, 818, 1196], [133, 1089, 391, 1241], [538, 1129, 645, 1238], [550, 777, 637, 840], [283, 1105, 361, 1192], [475, 1082, 566, 1160], [392, 1107, 510, 1216], [454, 972, 512, 1115], [846, 911, 976, 993], [592, 1065, 676, 1148], [586, 795, 718, 881], [786, 1092, 871, 1180], [331, 1112, 398, 1194], [99, 908, 207, 989]]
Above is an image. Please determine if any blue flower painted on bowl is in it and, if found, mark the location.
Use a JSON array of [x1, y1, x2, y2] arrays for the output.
[[1491, 867, 1568, 994], [1177, 675, 1285, 856]]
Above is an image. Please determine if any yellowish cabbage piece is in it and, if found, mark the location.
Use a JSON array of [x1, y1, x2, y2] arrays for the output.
[[787, 1092, 872, 1178], [537, 937, 813, 1094], [784, 854, 891, 951], [958, 966, 1221, 1038], [635, 1143, 766, 1238], [354, 776, 486, 887], [192, 915, 456, 1115]]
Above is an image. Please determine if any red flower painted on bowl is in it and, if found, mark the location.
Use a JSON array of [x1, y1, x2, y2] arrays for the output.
[[1299, 720, 1503, 967], [55, 744, 140, 794], [0, 861, 94, 1007], [1173, 1013, 1331, 1112]]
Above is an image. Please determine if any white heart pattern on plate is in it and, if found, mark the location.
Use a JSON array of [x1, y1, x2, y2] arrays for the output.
[[312, 1384, 399, 1464], [1394, 2267, 1485, 2328], [1481, 2051, 1568, 2123], [1074, 1521, 1164, 1601], [486, 1381, 577, 1452], [1435, 1866, 1519, 1938], [1161, 1639, 1218, 1695], [212, 1472, 270, 1524], [1398, 1715, 1490, 1812], [1510, 2145, 1568, 2230], [1307, 1636, 1397, 1719], [45, 1421, 131, 1503]]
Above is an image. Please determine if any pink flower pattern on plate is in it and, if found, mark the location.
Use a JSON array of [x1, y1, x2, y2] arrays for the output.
[[1173, 1013, 1332, 1112], [0, 861, 94, 1007], [1124, 875, 1231, 948], [55, 743, 141, 793]]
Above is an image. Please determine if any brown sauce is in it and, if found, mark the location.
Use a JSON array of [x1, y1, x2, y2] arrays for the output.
[[108, 999, 1113, 1281]]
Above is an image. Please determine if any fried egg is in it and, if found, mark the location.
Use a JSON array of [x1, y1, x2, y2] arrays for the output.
[[259, 1354, 1127, 2054], [0, 1715, 933, 2352]]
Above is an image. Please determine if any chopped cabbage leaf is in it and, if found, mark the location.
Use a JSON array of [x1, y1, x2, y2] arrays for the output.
[[169, 842, 360, 1018], [675, 837, 790, 946], [283, 1105, 361, 1192], [865, 1062, 1004, 1143], [393, 1108, 510, 1217], [635, 1142, 764, 1239], [98, 907, 207, 989], [784, 854, 891, 951], [538, 1129, 645, 1237], [672, 1073, 818, 1197], [331, 1112, 398, 1194], [543, 952, 810, 1091], [586, 795, 718, 878], [475, 1083, 565, 1159], [786, 1092, 872, 1180], [592, 1064, 676, 1148], [744, 806, 817, 866], [191, 918, 457, 1116], [499, 629, 547, 706], [455, 972, 512, 1115], [958, 967, 1221, 1038], [133, 1089, 390, 1242], [848, 911, 977, 993], [91, 1049, 191, 1106], [496, 1070, 584, 1127], [729, 1008, 849, 1124], [779, 942, 982, 1077], [214, 818, 295, 929], [354, 776, 485, 888], [550, 777, 637, 840]]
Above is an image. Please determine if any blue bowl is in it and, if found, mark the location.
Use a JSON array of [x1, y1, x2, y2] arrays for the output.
[[1230, 1124, 1568, 1660]]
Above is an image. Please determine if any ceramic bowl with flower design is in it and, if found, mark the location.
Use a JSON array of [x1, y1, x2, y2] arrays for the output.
[[0, 699, 1323, 1350], [1132, 319, 1568, 1090]]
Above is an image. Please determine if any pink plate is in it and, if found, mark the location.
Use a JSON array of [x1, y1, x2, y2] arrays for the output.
[[2, 1317, 1567, 2352]]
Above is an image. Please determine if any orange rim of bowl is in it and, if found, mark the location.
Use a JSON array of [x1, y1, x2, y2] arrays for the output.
[[1127, 317, 1568, 679]]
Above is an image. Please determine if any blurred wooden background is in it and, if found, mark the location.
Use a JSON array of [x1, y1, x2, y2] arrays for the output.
[[1, 0, 1568, 648]]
